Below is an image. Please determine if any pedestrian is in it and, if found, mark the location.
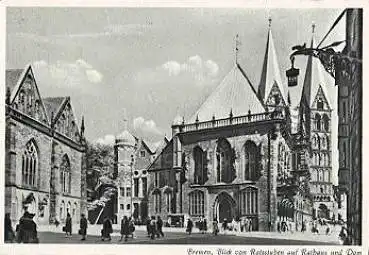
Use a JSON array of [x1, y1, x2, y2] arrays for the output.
[[16, 211, 38, 243], [150, 216, 157, 239], [301, 221, 306, 232], [101, 216, 113, 241], [231, 218, 237, 232], [79, 213, 87, 241], [277, 221, 281, 233], [198, 216, 203, 233], [203, 218, 208, 234], [186, 218, 193, 235], [325, 225, 330, 235], [222, 218, 228, 235], [4, 213, 15, 243], [146, 217, 151, 237], [120, 216, 129, 242], [129, 217, 135, 238], [64, 213, 72, 237], [156, 216, 164, 237], [212, 218, 219, 236]]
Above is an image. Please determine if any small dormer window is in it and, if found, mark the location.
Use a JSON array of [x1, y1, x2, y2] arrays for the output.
[[317, 99, 324, 110], [140, 151, 146, 157]]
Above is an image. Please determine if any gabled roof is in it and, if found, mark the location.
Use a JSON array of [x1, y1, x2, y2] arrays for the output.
[[189, 64, 265, 122], [147, 138, 173, 171], [43, 97, 66, 121], [258, 28, 287, 104], [301, 33, 333, 108], [7, 64, 50, 125]]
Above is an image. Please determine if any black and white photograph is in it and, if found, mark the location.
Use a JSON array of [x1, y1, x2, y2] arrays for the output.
[[2, 5, 363, 247]]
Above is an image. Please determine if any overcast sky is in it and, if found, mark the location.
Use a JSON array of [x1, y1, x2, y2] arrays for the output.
[[6, 8, 344, 182]]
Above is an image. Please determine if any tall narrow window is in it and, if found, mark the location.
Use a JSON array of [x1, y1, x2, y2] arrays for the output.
[[216, 139, 234, 183], [315, 113, 321, 131], [323, 114, 329, 132], [189, 190, 204, 216], [153, 190, 161, 213], [142, 177, 147, 196], [134, 178, 139, 197], [22, 140, 38, 187], [193, 146, 208, 185], [60, 155, 71, 194], [240, 187, 258, 216], [165, 190, 172, 213], [245, 141, 258, 181], [317, 99, 324, 110]]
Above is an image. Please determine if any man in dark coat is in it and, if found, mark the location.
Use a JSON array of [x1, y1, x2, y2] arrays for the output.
[[79, 214, 87, 241], [4, 213, 15, 243], [120, 216, 130, 242], [65, 213, 72, 237], [156, 216, 164, 238], [101, 217, 113, 241], [150, 216, 157, 240], [186, 218, 193, 235], [16, 212, 38, 243]]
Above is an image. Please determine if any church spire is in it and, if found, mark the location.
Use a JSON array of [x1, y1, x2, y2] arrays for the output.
[[258, 16, 286, 105], [300, 23, 332, 108]]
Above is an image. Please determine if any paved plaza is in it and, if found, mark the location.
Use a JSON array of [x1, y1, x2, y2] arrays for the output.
[[33, 224, 341, 245]]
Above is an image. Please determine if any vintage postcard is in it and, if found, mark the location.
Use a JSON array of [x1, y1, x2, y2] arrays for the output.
[[0, 1, 366, 254]]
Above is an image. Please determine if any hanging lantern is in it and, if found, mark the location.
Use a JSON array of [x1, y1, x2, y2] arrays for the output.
[[286, 56, 300, 87]]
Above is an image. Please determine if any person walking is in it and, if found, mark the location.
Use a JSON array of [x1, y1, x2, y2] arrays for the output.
[[79, 214, 87, 241], [203, 218, 208, 234], [222, 218, 228, 235], [150, 216, 157, 240], [146, 217, 151, 237], [128, 217, 135, 239], [186, 218, 193, 235], [120, 216, 130, 242], [101, 217, 113, 241], [156, 216, 164, 238], [212, 218, 219, 236], [4, 213, 15, 243], [64, 213, 72, 237], [16, 212, 38, 243]]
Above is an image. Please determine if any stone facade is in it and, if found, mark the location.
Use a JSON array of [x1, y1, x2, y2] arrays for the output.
[[337, 8, 362, 245], [5, 64, 87, 225]]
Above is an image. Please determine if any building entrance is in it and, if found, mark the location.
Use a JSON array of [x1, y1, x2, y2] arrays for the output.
[[214, 192, 235, 222]]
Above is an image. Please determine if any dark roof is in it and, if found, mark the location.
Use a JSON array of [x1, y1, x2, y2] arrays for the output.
[[42, 97, 66, 120], [6, 69, 24, 92]]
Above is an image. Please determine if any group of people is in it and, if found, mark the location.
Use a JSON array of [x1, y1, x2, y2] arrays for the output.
[[145, 216, 164, 240]]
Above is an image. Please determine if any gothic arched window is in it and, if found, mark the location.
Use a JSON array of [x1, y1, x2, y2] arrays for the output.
[[315, 113, 321, 131], [60, 155, 71, 194], [189, 190, 204, 216], [323, 114, 329, 132], [245, 141, 258, 181], [22, 140, 38, 187], [193, 146, 208, 185], [216, 138, 234, 183]]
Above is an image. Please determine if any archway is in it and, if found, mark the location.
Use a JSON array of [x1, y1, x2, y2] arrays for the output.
[[318, 203, 329, 219], [214, 192, 236, 222]]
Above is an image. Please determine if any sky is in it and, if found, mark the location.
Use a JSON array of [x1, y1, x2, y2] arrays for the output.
[[6, 8, 345, 182]]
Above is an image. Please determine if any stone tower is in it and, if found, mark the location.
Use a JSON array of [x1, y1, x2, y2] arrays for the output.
[[115, 113, 136, 220], [300, 25, 334, 219]]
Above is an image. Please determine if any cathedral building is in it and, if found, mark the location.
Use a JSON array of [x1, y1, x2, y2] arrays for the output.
[[5, 64, 87, 225], [147, 21, 313, 231]]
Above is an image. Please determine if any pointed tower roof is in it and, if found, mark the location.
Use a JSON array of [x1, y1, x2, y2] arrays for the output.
[[258, 18, 287, 105], [301, 24, 333, 108], [189, 63, 265, 122]]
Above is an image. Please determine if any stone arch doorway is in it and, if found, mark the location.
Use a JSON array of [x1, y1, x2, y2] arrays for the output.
[[214, 192, 236, 222]]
